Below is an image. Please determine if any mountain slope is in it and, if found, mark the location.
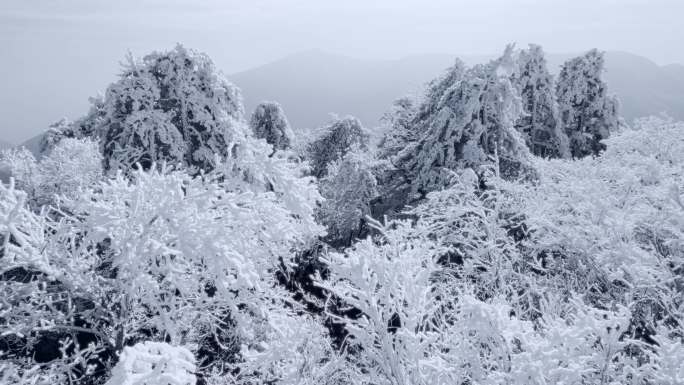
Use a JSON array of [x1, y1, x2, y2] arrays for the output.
[[229, 50, 684, 132]]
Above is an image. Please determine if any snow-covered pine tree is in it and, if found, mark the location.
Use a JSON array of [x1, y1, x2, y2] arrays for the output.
[[306, 116, 370, 179], [372, 63, 469, 218], [317, 149, 378, 247], [249, 101, 295, 152], [378, 97, 418, 160], [95, 44, 245, 172], [556, 49, 620, 158], [397, 46, 532, 195], [514, 45, 570, 158]]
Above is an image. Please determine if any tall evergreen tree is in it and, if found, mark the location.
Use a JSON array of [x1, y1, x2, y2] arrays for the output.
[[317, 149, 378, 247], [556, 49, 620, 158], [306, 116, 370, 179], [378, 97, 418, 160], [397, 46, 532, 195], [249, 101, 295, 152], [514, 45, 570, 158]]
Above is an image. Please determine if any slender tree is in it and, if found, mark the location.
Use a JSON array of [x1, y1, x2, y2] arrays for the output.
[[556, 49, 620, 157], [514, 44, 570, 158], [306, 116, 370, 179], [249, 101, 295, 152]]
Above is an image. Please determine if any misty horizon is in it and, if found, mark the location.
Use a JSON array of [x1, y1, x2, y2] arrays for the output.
[[2, 0, 684, 144], [1, 46, 682, 145]]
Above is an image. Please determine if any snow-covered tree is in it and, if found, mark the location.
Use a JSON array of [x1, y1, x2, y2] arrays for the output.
[[397, 46, 533, 195], [317, 149, 378, 246], [93, 45, 244, 172], [249, 101, 295, 152], [306, 116, 370, 178], [556, 49, 620, 158], [378, 97, 418, 160], [514, 45, 570, 158]]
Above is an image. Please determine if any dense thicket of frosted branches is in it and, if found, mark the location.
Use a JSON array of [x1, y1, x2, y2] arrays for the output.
[[1, 44, 682, 385]]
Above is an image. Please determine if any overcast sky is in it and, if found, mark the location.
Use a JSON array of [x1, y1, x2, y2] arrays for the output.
[[1, 0, 683, 144]]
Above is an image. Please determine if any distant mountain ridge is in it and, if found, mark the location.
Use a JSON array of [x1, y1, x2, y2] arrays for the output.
[[17, 50, 684, 151], [229, 50, 684, 134]]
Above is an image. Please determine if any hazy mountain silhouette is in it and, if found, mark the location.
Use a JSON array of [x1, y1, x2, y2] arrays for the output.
[[230, 50, 684, 133], [0, 140, 12, 150], [17, 50, 684, 151]]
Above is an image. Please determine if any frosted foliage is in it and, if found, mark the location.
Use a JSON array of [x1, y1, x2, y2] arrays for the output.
[[40, 118, 74, 154], [306, 116, 370, 178], [105, 342, 196, 385], [35, 138, 103, 206], [249, 101, 294, 151], [378, 97, 418, 159], [514, 45, 570, 158], [318, 149, 378, 244], [316, 220, 460, 385], [68, 164, 323, 343], [316, 218, 647, 385], [0, 147, 39, 197], [99, 44, 245, 172], [235, 311, 357, 385], [0, 180, 49, 274], [556, 49, 620, 158], [1, 138, 103, 207], [521, 118, 683, 294], [398, 46, 532, 194]]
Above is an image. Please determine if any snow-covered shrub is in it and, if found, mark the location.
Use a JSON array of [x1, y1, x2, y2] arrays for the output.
[[316, 219, 455, 385], [35, 138, 103, 207], [1, 138, 103, 208], [0, 147, 40, 199], [105, 342, 196, 385], [67, 162, 322, 346]]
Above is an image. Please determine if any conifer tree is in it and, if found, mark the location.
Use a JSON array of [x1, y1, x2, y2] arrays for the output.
[[397, 46, 532, 195], [306, 116, 370, 179], [317, 149, 378, 246], [249, 101, 295, 152], [514, 44, 570, 158], [556, 49, 620, 157]]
